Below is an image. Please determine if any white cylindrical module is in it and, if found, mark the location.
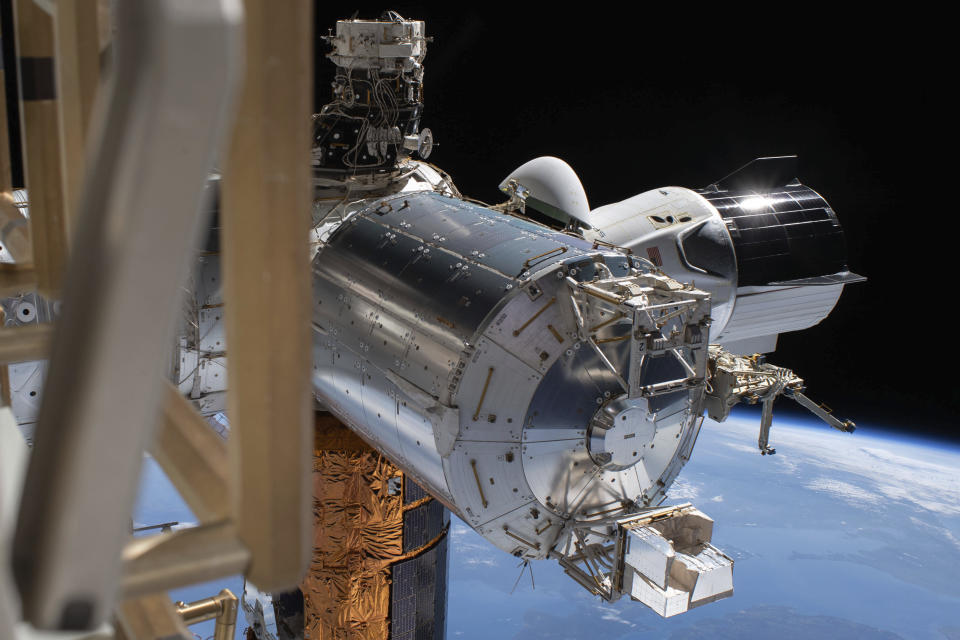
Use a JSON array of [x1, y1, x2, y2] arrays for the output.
[[311, 191, 711, 560], [583, 183, 860, 352], [585, 187, 738, 340]]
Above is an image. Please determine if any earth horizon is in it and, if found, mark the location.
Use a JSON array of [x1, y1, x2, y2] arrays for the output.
[[135, 411, 960, 639]]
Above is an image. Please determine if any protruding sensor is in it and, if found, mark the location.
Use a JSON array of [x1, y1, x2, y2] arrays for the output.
[[313, 12, 432, 174]]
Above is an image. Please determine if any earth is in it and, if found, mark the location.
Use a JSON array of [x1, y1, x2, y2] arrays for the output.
[[135, 411, 960, 639], [446, 412, 960, 640]]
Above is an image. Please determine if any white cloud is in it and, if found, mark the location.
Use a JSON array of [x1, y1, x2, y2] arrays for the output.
[[804, 477, 883, 506], [593, 603, 635, 627], [451, 519, 501, 567], [909, 516, 960, 552], [773, 453, 799, 474], [719, 418, 960, 517], [668, 477, 699, 500], [722, 441, 759, 455]]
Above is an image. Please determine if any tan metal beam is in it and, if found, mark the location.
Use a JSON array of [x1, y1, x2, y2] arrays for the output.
[[53, 0, 100, 231], [13, 0, 68, 296], [0, 33, 10, 191], [121, 521, 249, 601], [1, 364, 10, 406], [176, 588, 237, 640], [0, 323, 52, 364], [149, 382, 230, 523], [12, 3, 243, 629], [221, 0, 313, 592], [0, 11, 30, 264], [0, 263, 35, 297], [115, 593, 191, 640]]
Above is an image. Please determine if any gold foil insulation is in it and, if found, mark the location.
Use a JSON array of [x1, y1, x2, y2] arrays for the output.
[[302, 414, 442, 640]]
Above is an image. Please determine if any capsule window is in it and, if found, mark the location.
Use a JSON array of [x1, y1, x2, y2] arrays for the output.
[[648, 211, 695, 230]]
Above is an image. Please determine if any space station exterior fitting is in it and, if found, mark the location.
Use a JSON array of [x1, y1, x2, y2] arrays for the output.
[[299, 14, 860, 617], [313, 14, 433, 176], [1, 12, 862, 624]]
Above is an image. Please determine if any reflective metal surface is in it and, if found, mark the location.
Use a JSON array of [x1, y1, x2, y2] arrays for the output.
[[311, 192, 711, 564], [584, 182, 861, 350], [700, 184, 847, 287]]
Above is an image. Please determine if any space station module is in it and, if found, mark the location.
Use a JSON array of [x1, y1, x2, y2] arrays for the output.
[[1, 12, 862, 621], [300, 14, 860, 616]]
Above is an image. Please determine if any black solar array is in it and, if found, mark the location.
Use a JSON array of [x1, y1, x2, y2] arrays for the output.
[[392, 476, 450, 640], [403, 499, 448, 553], [404, 476, 429, 504], [700, 185, 849, 286], [271, 589, 304, 640], [391, 535, 449, 640]]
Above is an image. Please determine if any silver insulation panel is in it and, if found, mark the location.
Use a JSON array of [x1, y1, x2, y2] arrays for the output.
[[311, 192, 711, 560]]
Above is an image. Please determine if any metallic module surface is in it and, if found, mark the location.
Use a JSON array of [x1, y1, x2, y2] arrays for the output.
[[298, 13, 862, 619], [0, 10, 866, 633]]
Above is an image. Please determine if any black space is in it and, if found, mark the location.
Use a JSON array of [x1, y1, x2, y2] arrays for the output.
[[3, 6, 953, 442], [312, 5, 954, 442]]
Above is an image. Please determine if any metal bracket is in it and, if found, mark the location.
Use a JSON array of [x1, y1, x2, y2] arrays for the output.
[[705, 345, 855, 454]]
